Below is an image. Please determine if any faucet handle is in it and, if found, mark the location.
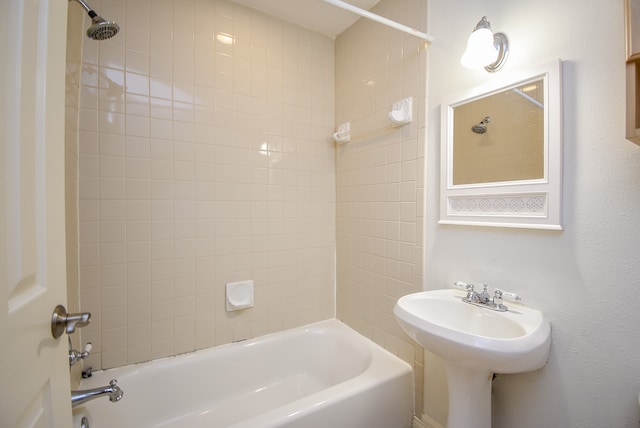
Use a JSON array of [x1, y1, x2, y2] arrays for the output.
[[491, 289, 510, 311], [463, 283, 476, 301], [500, 290, 522, 303], [492, 289, 521, 309], [493, 289, 503, 305], [69, 340, 93, 367], [452, 281, 469, 291]]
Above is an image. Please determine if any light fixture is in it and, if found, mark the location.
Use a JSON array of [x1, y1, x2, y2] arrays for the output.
[[461, 16, 508, 72]]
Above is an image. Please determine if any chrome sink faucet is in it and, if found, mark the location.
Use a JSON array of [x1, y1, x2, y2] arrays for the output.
[[465, 283, 491, 304], [456, 282, 518, 312], [71, 379, 124, 408], [479, 284, 492, 304]]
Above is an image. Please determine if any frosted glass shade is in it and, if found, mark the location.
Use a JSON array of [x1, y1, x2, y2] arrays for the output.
[[461, 28, 498, 69]]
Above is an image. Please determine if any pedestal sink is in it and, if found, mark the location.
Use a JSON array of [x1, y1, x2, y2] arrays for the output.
[[394, 289, 551, 428]]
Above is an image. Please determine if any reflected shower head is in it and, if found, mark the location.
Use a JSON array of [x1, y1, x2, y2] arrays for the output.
[[471, 116, 491, 134], [70, 0, 120, 40]]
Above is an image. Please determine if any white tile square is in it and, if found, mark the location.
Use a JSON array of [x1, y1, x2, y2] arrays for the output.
[[127, 281, 151, 303], [126, 115, 150, 138], [126, 72, 150, 97], [100, 178, 126, 200], [100, 221, 125, 243], [127, 241, 151, 263], [100, 156, 126, 178], [99, 111, 125, 135], [126, 200, 151, 221], [126, 49, 150, 75], [127, 262, 151, 285]]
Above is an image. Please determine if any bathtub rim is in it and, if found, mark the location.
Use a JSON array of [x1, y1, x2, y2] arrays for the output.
[[74, 318, 415, 428], [81, 318, 412, 383]]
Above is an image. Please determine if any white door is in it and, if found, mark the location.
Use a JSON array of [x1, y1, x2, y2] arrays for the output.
[[0, 0, 73, 427]]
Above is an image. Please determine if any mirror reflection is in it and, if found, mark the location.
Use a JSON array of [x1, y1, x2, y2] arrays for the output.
[[452, 79, 544, 185]]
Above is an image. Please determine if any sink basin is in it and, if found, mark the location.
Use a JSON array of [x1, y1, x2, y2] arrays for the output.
[[394, 288, 551, 428], [394, 289, 550, 373]]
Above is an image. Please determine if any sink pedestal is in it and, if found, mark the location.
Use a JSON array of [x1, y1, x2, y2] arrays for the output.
[[394, 289, 551, 428], [443, 363, 492, 428]]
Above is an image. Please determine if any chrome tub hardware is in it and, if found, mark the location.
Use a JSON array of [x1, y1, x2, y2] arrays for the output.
[[51, 304, 91, 338], [452, 281, 521, 312], [82, 367, 93, 378], [69, 337, 92, 367], [71, 379, 124, 408]]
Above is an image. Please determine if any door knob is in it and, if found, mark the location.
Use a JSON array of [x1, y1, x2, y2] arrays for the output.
[[51, 304, 91, 339]]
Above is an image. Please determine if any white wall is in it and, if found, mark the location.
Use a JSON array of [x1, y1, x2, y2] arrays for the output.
[[425, 1, 640, 427]]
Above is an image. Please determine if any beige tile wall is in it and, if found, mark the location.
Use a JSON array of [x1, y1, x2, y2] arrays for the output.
[[334, 0, 427, 416], [76, 0, 336, 370], [452, 81, 544, 185]]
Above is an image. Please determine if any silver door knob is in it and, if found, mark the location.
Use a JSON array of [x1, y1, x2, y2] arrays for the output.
[[51, 304, 91, 339]]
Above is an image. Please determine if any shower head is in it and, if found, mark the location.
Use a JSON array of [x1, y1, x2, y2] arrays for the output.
[[87, 17, 120, 41], [70, 0, 120, 40], [471, 116, 491, 134]]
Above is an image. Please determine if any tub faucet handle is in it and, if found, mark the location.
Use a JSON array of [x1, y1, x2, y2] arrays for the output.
[[69, 338, 93, 367]]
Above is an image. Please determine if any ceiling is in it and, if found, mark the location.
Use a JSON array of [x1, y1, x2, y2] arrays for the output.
[[228, 0, 382, 38]]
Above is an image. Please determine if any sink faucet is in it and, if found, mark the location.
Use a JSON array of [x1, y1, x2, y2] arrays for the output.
[[461, 283, 510, 312], [464, 283, 475, 300], [71, 379, 124, 408], [477, 284, 491, 304], [464, 283, 490, 303]]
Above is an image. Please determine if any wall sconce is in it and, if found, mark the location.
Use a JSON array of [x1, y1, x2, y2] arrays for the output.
[[461, 16, 508, 72]]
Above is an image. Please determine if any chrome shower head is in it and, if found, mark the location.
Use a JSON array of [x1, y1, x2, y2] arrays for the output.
[[87, 16, 120, 41], [70, 0, 120, 41], [471, 116, 491, 134]]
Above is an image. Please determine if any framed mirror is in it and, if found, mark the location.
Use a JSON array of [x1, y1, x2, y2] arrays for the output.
[[440, 59, 563, 230]]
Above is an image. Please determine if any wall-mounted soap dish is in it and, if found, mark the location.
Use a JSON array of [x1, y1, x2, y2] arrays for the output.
[[389, 97, 412, 127]]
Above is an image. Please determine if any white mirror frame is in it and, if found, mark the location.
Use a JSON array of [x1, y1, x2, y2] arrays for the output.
[[439, 59, 563, 230]]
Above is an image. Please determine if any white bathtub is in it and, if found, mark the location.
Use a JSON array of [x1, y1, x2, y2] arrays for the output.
[[72, 319, 414, 428]]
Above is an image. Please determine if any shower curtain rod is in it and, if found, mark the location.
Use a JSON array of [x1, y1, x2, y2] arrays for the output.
[[512, 88, 544, 109], [319, 0, 434, 42]]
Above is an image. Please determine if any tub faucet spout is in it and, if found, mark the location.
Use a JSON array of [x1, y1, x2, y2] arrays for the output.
[[71, 379, 124, 408]]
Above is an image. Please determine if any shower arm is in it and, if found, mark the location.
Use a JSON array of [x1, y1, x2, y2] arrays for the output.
[[318, 0, 434, 42], [70, 0, 92, 14], [69, 0, 102, 21]]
